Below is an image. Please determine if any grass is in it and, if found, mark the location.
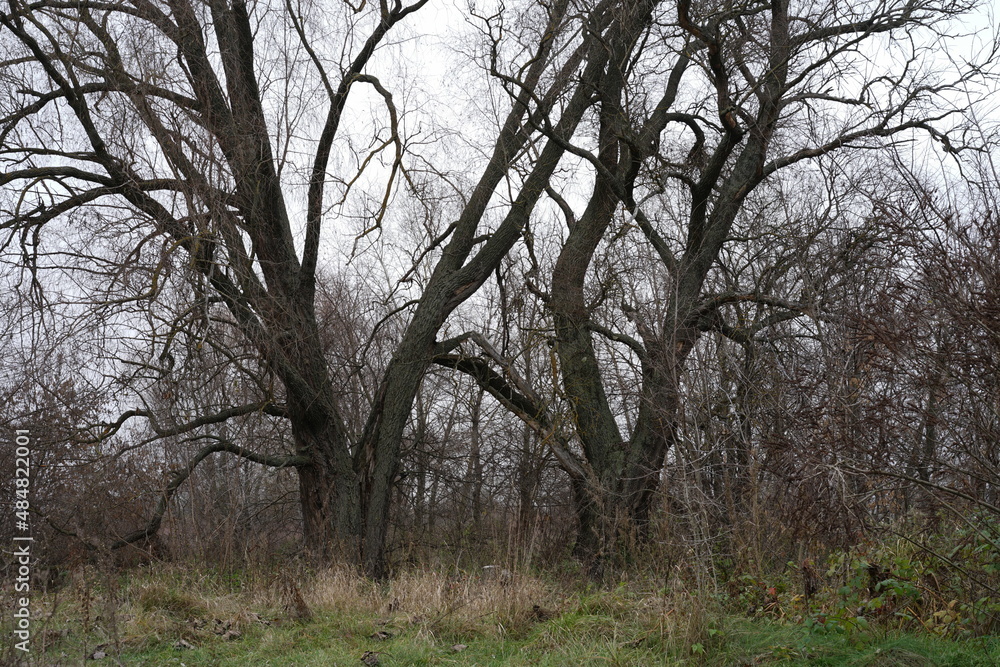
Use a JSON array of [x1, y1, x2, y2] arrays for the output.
[[4, 564, 998, 666]]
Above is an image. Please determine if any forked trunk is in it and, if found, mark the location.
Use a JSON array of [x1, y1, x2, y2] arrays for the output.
[[569, 353, 686, 573]]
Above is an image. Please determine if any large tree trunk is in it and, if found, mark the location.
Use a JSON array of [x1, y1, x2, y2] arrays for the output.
[[271, 306, 364, 563], [571, 477, 611, 576], [290, 430, 358, 561], [358, 333, 437, 578], [548, 9, 641, 569], [565, 355, 687, 573], [296, 456, 338, 561]]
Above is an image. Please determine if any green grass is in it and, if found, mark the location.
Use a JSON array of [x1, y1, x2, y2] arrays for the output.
[[6, 565, 998, 666], [713, 620, 999, 666], [40, 613, 999, 666]]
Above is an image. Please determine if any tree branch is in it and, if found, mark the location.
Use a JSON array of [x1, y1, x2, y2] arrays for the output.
[[299, 0, 429, 303], [111, 437, 309, 549], [85, 401, 288, 443], [433, 353, 589, 482]]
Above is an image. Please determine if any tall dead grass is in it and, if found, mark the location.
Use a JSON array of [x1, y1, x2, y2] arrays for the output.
[[286, 564, 557, 638], [14, 560, 724, 663]]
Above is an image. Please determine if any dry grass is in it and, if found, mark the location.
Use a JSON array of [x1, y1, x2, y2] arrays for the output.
[[294, 564, 377, 614], [379, 567, 556, 637], [9, 562, 998, 666], [43, 562, 563, 649], [250, 564, 564, 640], [84, 563, 706, 649]]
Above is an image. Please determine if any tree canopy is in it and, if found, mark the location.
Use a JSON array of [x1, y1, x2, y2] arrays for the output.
[[1, 0, 997, 577]]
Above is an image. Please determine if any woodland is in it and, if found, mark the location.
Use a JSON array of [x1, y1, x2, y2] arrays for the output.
[[2, 0, 1000, 658]]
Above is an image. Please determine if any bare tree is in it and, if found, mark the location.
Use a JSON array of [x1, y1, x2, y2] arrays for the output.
[[0, 0, 690, 575], [439, 0, 991, 572]]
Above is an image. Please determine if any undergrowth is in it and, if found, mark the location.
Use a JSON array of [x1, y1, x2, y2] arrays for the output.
[[3, 518, 999, 665]]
